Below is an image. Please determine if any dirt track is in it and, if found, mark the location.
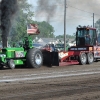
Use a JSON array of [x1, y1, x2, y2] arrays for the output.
[[0, 62, 100, 100]]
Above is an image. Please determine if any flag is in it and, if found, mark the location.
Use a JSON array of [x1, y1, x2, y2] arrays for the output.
[[27, 24, 40, 34]]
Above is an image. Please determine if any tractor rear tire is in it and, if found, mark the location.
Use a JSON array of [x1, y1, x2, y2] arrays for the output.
[[87, 52, 94, 64], [79, 53, 87, 65], [8, 59, 15, 69], [26, 48, 43, 68]]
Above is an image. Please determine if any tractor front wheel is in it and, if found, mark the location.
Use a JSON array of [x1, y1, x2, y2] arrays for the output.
[[8, 59, 15, 69], [26, 48, 43, 68]]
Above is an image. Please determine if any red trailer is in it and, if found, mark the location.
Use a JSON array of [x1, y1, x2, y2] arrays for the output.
[[42, 26, 100, 67]]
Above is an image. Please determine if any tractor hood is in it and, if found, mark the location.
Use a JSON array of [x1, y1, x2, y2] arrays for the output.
[[0, 47, 25, 58]]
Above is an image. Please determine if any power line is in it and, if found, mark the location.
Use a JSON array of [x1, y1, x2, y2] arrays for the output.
[[67, 12, 92, 18], [68, 5, 93, 14], [66, 17, 92, 21], [68, 4, 100, 17]]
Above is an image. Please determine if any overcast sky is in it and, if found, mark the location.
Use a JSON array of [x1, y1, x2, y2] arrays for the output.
[[27, 0, 100, 36]]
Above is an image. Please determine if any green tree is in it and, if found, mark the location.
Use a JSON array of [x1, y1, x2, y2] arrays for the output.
[[9, 0, 34, 45], [56, 34, 75, 39], [32, 21, 55, 38], [9, 0, 55, 44], [9, 0, 55, 46]]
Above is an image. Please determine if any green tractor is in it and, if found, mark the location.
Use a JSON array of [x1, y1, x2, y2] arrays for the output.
[[0, 24, 43, 69], [0, 36, 43, 69]]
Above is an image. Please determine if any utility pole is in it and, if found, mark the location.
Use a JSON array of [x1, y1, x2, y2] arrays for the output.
[[93, 13, 94, 28], [64, 0, 67, 51]]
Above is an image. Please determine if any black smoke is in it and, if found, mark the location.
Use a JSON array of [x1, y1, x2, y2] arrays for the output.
[[0, 0, 18, 48], [36, 0, 57, 23]]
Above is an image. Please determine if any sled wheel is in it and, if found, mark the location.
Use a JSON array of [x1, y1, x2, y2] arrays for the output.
[[26, 48, 43, 68], [8, 59, 15, 69], [79, 53, 87, 65], [87, 52, 94, 64]]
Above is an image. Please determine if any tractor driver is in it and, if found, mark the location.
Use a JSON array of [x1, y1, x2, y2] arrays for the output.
[[85, 32, 91, 45]]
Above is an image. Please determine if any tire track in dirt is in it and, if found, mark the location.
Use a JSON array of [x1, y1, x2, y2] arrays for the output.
[[0, 77, 100, 100]]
